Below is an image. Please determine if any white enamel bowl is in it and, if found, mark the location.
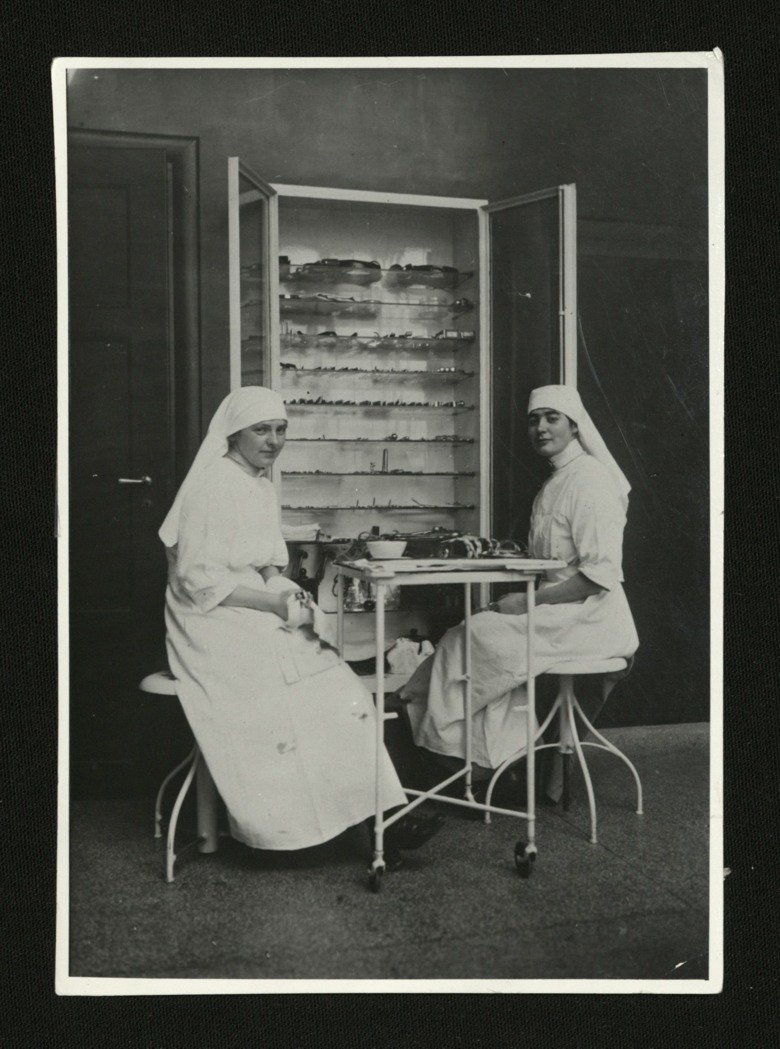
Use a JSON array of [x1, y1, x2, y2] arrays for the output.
[[366, 540, 408, 559]]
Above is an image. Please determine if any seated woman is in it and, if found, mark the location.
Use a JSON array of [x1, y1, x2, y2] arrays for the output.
[[400, 385, 639, 793], [159, 385, 442, 867]]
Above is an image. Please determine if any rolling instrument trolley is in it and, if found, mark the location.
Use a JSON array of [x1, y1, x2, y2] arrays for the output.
[[335, 557, 565, 891]]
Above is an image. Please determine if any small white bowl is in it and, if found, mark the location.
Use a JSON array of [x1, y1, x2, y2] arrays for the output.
[[366, 540, 407, 559]]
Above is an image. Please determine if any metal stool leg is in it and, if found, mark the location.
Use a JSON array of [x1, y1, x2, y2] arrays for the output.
[[565, 693, 598, 844], [155, 745, 198, 838], [562, 752, 572, 811], [196, 756, 219, 853], [572, 697, 644, 815], [557, 681, 574, 811], [483, 697, 560, 822], [166, 749, 199, 883]]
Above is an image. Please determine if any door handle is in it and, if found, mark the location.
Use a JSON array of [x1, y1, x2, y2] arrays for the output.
[[117, 475, 153, 486]]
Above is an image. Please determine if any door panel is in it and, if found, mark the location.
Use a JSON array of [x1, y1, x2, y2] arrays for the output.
[[487, 185, 577, 543], [70, 337, 135, 610], [68, 141, 175, 795], [70, 186, 131, 307]]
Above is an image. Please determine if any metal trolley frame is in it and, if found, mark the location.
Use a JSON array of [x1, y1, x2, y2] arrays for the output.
[[335, 557, 564, 891]]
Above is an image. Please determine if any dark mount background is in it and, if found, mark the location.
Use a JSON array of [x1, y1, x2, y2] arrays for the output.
[[2, 1, 776, 1044]]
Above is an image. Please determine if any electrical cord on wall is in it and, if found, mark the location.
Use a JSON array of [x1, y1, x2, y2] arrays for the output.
[[577, 312, 685, 539]]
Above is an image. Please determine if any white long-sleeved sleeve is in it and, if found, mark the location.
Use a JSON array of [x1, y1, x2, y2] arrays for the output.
[[567, 470, 626, 591], [269, 487, 289, 569], [175, 487, 240, 613]]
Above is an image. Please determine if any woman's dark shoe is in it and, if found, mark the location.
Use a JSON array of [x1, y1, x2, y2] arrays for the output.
[[453, 781, 490, 819], [384, 811, 446, 851], [384, 850, 405, 872], [455, 769, 531, 818]]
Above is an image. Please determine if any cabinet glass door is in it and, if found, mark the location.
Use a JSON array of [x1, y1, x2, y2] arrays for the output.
[[273, 188, 482, 544], [486, 184, 577, 543], [228, 158, 278, 389]]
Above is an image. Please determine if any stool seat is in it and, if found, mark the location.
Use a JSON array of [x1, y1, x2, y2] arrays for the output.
[[139, 670, 178, 695], [546, 657, 627, 676]]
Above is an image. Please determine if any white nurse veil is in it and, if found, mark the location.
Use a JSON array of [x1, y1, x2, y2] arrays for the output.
[[159, 385, 288, 547], [527, 384, 631, 511]]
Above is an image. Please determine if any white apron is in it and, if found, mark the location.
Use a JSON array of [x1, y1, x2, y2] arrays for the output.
[[164, 458, 406, 850], [404, 448, 639, 768]]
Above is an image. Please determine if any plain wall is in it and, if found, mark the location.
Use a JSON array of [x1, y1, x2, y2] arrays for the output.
[[68, 67, 707, 413], [67, 67, 709, 746]]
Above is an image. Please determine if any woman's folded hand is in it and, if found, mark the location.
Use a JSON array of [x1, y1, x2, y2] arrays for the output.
[[491, 592, 528, 616], [281, 592, 315, 629]]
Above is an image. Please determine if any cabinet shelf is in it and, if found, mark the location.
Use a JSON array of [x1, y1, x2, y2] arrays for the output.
[[280, 333, 473, 353], [286, 436, 474, 444], [282, 503, 475, 512], [276, 295, 475, 319], [286, 399, 474, 411], [330, 608, 431, 615], [284, 470, 475, 477], [280, 365, 474, 383], [382, 268, 474, 291], [281, 262, 474, 291], [283, 538, 457, 547]]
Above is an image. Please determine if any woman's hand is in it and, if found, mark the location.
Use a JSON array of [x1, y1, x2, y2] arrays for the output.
[[293, 589, 313, 610], [491, 592, 528, 616], [280, 590, 315, 629], [221, 584, 315, 622], [483, 573, 605, 617]]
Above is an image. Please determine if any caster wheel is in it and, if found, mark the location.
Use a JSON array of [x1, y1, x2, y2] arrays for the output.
[[514, 840, 536, 879], [368, 866, 384, 893]]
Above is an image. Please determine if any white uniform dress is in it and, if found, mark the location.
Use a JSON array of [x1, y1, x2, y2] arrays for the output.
[[164, 457, 406, 850], [404, 443, 639, 769]]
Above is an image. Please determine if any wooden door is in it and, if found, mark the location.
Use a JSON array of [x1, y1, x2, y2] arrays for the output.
[[68, 141, 176, 796], [486, 185, 577, 544]]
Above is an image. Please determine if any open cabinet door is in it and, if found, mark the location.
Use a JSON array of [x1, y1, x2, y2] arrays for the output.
[[485, 184, 577, 543], [228, 158, 279, 390]]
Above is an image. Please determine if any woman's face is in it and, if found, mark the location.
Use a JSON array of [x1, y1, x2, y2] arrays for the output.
[[527, 408, 578, 459], [230, 418, 288, 474]]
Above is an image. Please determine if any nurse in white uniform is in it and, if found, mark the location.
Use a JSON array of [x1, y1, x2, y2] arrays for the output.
[[159, 386, 441, 861], [401, 384, 639, 774]]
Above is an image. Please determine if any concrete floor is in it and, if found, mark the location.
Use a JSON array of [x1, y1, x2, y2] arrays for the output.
[[68, 723, 710, 982]]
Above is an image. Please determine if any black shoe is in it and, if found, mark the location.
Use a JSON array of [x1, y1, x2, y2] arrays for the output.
[[384, 850, 405, 872], [384, 811, 446, 852], [451, 781, 491, 819]]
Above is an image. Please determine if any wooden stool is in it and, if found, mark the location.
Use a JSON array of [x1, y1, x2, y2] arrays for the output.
[[485, 658, 643, 844], [139, 671, 219, 883]]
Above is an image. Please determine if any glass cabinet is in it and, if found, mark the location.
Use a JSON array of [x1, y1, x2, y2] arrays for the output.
[[228, 166, 576, 640]]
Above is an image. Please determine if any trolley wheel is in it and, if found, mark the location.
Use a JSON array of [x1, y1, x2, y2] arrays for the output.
[[368, 866, 384, 893], [514, 841, 536, 879]]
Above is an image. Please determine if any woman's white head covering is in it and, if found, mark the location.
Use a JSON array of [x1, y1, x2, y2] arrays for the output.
[[528, 384, 631, 510], [159, 385, 287, 547]]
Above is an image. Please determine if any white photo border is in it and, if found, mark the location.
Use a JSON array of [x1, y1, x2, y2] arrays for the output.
[[54, 50, 725, 996]]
